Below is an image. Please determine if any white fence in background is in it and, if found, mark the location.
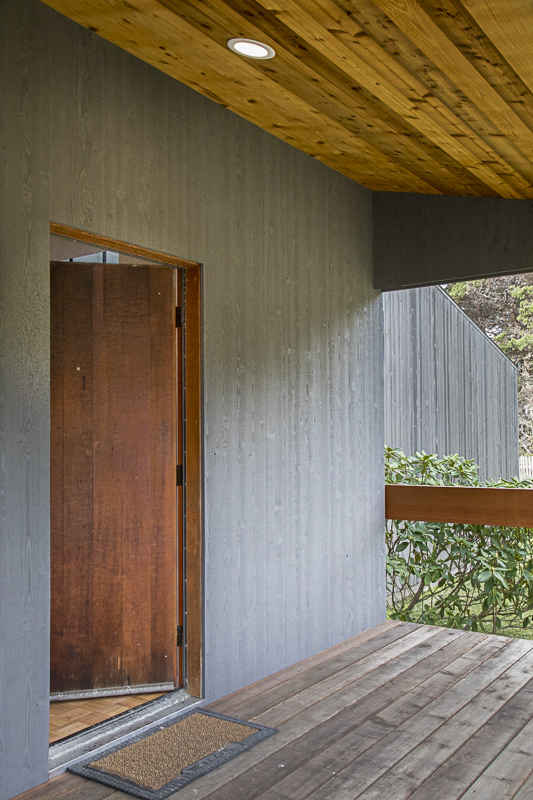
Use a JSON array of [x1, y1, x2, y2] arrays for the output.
[[520, 456, 533, 479]]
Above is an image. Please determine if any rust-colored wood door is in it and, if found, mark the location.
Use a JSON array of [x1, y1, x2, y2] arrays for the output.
[[50, 262, 179, 694]]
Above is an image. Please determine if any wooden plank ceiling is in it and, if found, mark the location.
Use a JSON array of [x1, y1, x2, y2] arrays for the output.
[[41, 0, 533, 197]]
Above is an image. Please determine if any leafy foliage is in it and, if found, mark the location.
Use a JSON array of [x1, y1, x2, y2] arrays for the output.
[[386, 448, 533, 634], [445, 274, 533, 454]]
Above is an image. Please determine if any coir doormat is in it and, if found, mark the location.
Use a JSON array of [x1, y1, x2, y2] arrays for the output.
[[68, 709, 277, 800]]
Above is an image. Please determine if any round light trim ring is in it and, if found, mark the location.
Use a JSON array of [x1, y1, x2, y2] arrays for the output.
[[227, 38, 275, 59]]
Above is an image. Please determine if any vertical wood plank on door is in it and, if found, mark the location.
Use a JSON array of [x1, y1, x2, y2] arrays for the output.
[[50, 264, 95, 692], [50, 262, 177, 692], [91, 264, 124, 688], [117, 265, 153, 686]]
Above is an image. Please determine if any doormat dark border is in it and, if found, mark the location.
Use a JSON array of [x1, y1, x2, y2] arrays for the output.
[[68, 709, 278, 800]]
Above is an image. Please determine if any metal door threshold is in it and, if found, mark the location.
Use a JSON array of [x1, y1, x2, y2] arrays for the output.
[[49, 689, 203, 778], [50, 682, 176, 701]]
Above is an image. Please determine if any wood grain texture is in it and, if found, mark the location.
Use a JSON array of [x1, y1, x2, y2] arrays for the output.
[[221, 622, 422, 722], [50, 263, 178, 692], [385, 484, 533, 526], [183, 264, 203, 698], [166, 0, 489, 196], [147, 266, 179, 685], [49, 226, 199, 695], [242, 634, 493, 800], [372, 0, 533, 164], [384, 286, 519, 481], [344, 644, 533, 800], [41, 0, 439, 194], [11, 774, 93, 800], [49, 224, 198, 269], [38, 0, 533, 197], [17, 622, 533, 800], [512, 770, 533, 799], [4, 2, 385, 795], [458, 1, 533, 98], [407, 678, 533, 799], [13, 783, 113, 800], [166, 626, 532, 800], [50, 264, 95, 692], [49, 693, 163, 743], [176, 274, 184, 689]]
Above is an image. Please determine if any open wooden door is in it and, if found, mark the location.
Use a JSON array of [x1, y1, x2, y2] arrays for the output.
[[50, 261, 180, 695]]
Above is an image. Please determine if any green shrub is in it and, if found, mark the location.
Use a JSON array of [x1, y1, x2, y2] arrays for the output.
[[386, 448, 533, 634]]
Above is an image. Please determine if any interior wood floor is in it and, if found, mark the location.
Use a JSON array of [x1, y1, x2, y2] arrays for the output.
[[20, 620, 533, 798], [49, 693, 164, 743]]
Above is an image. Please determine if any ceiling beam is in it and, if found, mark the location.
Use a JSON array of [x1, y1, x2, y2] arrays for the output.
[[374, 193, 533, 290]]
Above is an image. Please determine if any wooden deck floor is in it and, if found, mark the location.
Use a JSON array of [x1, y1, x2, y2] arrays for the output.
[[16, 620, 533, 799]]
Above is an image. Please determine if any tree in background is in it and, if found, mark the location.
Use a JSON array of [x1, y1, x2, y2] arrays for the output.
[[446, 274, 533, 455]]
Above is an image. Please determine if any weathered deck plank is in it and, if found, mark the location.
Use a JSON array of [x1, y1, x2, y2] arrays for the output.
[[408, 677, 533, 799], [219, 633, 491, 800], [13, 623, 533, 800], [193, 633, 475, 800], [512, 769, 533, 799], [14, 776, 115, 800], [459, 714, 533, 799], [298, 639, 533, 800], [253, 625, 445, 727], [373, 632, 504, 727], [353, 653, 533, 798], [175, 628, 453, 799], [13, 774, 91, 800]]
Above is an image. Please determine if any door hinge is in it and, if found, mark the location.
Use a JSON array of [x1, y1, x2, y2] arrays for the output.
[[177, 464, 183, 486], [177, 625, 184, 648], [176, 306, 182, 328]]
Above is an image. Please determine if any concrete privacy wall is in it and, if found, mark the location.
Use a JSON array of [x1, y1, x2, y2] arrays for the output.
[[0, 1, 385, 796], [384, 286, 519, 480]]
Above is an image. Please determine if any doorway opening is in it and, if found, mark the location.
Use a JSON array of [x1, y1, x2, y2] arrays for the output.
[[49, 224, 203, 747]]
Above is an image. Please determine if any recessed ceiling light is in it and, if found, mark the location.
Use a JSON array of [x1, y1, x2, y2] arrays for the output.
[[227, 38, 275, 60]]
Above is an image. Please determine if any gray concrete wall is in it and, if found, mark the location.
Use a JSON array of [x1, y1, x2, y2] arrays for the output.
[[374, 193, 533, 290], [384, 286, 519, 480], [0, 1, 385, 796]]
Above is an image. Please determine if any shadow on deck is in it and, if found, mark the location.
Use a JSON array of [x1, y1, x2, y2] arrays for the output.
[[16, 619, 533, 799]]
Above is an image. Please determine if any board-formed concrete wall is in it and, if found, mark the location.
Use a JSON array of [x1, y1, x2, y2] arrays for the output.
[[0, 1, 385, 796], [384, 286, 519, 481], [374, 192, 533, 290]]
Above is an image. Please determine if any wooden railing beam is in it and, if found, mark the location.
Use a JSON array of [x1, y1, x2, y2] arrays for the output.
[[385, 485, 533, 527]]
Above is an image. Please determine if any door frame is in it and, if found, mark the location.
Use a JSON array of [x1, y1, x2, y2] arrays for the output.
[[50, 222, 203, 698]]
